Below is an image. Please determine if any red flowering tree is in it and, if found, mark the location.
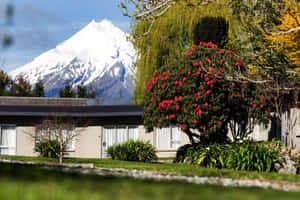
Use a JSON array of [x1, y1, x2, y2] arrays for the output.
[[143, 42, 270, 144]]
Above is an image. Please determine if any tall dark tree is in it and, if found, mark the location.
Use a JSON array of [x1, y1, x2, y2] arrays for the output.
[[32, 78, 45, 97], [193, 17, 229, 48], [0, 70, 12, 96], [77, 83, 96, 98], [11, 76, 32, 97], [77, 84, 87, 98], [59, 84, 76, 98]]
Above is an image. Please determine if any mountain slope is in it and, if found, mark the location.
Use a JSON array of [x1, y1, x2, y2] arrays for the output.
[[9, 19, 135, 105]]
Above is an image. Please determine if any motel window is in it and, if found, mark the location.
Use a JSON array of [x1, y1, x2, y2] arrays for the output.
[[36, 126, 76, 151], [156, 127, 181, 150], [0, 125, 16, 155], [102, 125, 139, 158]]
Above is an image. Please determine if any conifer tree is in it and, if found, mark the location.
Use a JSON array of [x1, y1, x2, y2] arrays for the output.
[[76, 83, 96, 98], [59, 84, 76, 98], [77, 83, 87, 98], [11, 76, 32, 97], [32, 78, 45, 97], [0, 70, 12, 96]]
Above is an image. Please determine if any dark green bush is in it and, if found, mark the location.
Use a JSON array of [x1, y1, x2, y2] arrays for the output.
[[174, 143, 193, 163], [226, 142, 279, 172], [175, 141, 280, 172], [35, 140, 66, 158], [176, 143, 231, 169], [107, 140, 158, 162]]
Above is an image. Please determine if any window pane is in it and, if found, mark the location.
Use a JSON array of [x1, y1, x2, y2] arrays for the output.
[[103, 127, 115, 155], [156, 127, 171, 150], [171, 127, 181, 149], [128, 126, 139, 140], [35, 126, 75, 151], [62, 129, 76, 151], [0, 126, 16, 155], [116, 126, 128, 144]]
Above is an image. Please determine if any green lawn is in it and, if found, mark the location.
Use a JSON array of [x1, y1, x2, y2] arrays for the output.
[[1, 163, 300, 200], [1, 155, 300, 183]]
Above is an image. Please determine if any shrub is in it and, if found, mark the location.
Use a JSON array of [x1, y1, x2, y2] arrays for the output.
[[175, 141, 280, 172], [176, 143, 231, 168], [291, 151, 300, 172], [226, 142, 279, 172], [107, 140, 158, 162], [144, 41, 270, 144], [35, 140, 66, 158], [174, 143, 194, 163]]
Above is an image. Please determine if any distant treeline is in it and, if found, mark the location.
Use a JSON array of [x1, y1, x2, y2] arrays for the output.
[[0, 70, 96, 98]]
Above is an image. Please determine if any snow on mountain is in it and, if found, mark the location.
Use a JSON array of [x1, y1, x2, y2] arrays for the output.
[[9, 19, 136, 104]]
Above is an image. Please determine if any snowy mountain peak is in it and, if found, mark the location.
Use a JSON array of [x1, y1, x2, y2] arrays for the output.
[[9, 20, 136, 105], [80, 19, 122, 35], [89, 19, 116, 29]]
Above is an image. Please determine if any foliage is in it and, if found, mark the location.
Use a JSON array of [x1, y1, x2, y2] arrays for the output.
[[185, 143, 231, 169], [0, 70, 12, 96], [226, 142, 279, 172], [125, 0, 295, 103], [59, 84, 76, 98], [77, 83, 96, 98], [107, 140, 158, 162], [35, 140, 66, 158], [193, 16, 229, 48], [265, 0, 300, 73], [0, 70, 95, 99], [144, 42, 270, 143], [10, 76, 32, 97], [131, 1, 242, 104], [175, 141, 280, 172], [174, 143, 194, 163], [0, 70, 41, 97], [291, 152, 300, 170], [31, 78, 45, 97], [32, 118, 79, 163]]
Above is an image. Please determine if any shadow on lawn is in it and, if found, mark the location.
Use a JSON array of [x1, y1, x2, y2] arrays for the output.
[[0, 163, 119, 183]]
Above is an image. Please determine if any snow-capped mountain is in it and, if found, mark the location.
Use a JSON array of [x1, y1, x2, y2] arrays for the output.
[[9, 19, 135, 104]]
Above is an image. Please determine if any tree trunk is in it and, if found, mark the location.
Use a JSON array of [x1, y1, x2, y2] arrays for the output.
[[59, 143, 63, 164], [185, 129, 196, 145]]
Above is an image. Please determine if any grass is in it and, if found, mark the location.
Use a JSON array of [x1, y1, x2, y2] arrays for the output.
[[1, 163, 300, 200], [1, 155, 300, 183]]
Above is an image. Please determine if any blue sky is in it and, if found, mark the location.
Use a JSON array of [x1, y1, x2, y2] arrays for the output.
[[1, 0, 130, 72]]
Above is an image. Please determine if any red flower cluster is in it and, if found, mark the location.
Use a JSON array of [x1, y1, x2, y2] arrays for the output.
[[235, 60, 242, 66], [169, 114, 176, 119], [174, 96, 183, 101], [174, 81, 183, 86], [180, 125, 186, 130], [159, 100, 174, 109], [145, 41, 270, 138], [199, 41, 218, 48], [194, 106, 203, 115]]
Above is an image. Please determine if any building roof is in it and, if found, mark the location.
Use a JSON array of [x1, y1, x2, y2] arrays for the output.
[[0, 105, 144, 118], [0, 96, 88, 106]]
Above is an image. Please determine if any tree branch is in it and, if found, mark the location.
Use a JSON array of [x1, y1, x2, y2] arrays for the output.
[[136, 0, 175, 19], [272, 26, 300, 36]]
